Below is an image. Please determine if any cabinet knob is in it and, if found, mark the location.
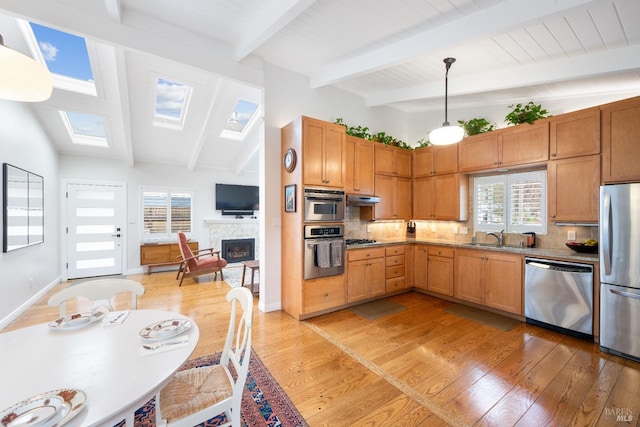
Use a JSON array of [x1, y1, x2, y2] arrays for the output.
[[551, 214, 556, 218], [493, 161, 498, 165], [551, 153, 557, 157]]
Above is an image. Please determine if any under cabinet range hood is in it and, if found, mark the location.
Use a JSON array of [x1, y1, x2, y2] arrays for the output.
[[347, 195, 381, 206]]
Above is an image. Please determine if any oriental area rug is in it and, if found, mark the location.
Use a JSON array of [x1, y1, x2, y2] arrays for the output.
[[122, 349, 308, 427]]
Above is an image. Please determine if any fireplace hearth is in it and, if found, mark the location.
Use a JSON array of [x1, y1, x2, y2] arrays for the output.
[[221, 238, 255, 263]]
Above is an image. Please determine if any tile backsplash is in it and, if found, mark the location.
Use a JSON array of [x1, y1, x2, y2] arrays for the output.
[[345, 205, 598, 249]]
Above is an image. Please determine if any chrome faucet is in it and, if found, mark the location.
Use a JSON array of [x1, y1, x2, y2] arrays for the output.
[[487, 230, 504, 246]]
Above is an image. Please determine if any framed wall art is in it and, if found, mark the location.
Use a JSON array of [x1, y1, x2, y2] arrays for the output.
[[284, 184, 296, 213], [3, 163, 44, 252]]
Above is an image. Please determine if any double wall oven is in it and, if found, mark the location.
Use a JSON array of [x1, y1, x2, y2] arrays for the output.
[[303, 188, 345, 279]]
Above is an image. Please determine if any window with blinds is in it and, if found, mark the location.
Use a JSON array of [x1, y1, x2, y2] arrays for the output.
[[142, 189, 193, 240], [474, 171, 546, 234]]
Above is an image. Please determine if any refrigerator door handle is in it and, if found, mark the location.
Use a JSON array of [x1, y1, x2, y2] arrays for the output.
[[602, 192, 612, 275], [610, 288, 640, 300]]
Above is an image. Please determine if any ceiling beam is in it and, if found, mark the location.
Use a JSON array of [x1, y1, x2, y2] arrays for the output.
[[187, 79, 223, 172], [365, 44, 640, 108], [309, 0, 606, 88], [233, 0, 316, 62], [112, 48, 134, 167], [103, 0, 121, 23]]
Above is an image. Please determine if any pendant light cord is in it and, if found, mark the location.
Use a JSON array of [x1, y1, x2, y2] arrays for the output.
[[443, 57, 455, 126]]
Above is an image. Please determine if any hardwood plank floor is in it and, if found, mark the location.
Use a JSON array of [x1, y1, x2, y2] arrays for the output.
[[5, 272, 640, 426]]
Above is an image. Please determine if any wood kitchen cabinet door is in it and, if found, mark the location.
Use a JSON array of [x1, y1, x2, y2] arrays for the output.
[[548, 154, 600, 222], [601, 96, 640, 183], [427, 246, 454, 296], [372, 175, 411, 220], [413, 145, 458, 177], [454, 249, 485, 304], [375, 144, 411, 177], [549, 107, 600, 160], [499, 121, 549, 167], [302, 117, 345, 188], [414, 245, 428, 290], [484, 252, 523, 315], [345, 136, 375, 195], [458, 132, 500, 172]]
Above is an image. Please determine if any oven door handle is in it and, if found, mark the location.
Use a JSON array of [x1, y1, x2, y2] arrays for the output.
[[305, 196, 344, 202], [610, 288, 640, 300]]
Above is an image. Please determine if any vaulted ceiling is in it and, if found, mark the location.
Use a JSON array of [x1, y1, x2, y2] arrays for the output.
[[1, 0, 638, 173]]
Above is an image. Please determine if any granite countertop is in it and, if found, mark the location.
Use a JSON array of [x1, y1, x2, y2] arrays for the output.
[[347, 238, 599, 264]]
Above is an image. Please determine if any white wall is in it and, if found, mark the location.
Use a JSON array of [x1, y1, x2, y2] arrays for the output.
[[0, 100, 60, 326], [58, 155, 259, 273]]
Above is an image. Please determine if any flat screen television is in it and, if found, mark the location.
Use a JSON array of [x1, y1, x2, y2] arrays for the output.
[[215, 183, 259, 215]]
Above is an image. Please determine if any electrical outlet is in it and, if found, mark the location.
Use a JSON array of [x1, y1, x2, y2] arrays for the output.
[[567, 231, 576, 241], [395, 223, 400, 231], [454, 227, 459, 235], [460, 227, 469, 235], [431, 225, 436, 233]]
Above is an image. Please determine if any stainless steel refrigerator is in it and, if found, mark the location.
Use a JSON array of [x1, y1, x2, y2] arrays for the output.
[[600, 183, 640, 362]]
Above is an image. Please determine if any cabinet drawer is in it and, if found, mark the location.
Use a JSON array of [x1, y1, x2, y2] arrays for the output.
[[386, 265, 404, 279], [386, 277, 405, 293], [304, 278, 346, 313], [140, 245, 171, 264], [428, 246, 454, 258], [385, 246, 405, 256], [348, 247, 385, 262], [386, 254, 404, 266]]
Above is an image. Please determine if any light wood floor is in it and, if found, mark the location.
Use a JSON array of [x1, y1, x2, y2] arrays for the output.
[[6, 270, 640, 426]]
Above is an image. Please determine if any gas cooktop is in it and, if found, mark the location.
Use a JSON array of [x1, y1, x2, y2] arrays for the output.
[[345, 238, 378, 246]]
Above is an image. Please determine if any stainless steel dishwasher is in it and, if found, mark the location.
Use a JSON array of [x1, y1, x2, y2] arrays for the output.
[[524, 257, 594, 340]]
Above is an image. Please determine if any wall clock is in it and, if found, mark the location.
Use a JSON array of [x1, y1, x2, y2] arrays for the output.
[[283, 148, 297, 173]]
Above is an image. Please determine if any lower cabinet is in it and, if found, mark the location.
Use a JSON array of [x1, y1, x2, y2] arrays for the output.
[[303, 275, 347, 314], [385, 245, 406, 293], [454, 249, 523, 315], [414, 245, 428, 290], [427, 246, 454, 296], [347, 247, 386, 303]]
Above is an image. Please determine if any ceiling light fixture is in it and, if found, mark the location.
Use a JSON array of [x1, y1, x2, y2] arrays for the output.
[[429, 57, 464, 146], [0, 34, 53, 102]]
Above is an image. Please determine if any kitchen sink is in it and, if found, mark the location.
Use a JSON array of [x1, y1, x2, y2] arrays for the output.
[[462, 242, 525, 250]]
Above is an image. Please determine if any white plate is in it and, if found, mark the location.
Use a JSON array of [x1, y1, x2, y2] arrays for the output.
[[139, 319, 191, 341], [48, 310, 106, 331], [0, 389, 85, 427]]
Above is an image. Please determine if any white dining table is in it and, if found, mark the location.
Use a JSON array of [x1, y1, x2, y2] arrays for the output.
[[0, 309, 199, 427]]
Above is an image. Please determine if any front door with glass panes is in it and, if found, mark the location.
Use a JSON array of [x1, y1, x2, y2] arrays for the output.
[[65, 182, 125, 279]]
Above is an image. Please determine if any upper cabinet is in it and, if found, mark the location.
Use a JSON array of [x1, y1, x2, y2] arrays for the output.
[[601, 96, 640, 183], [459, 121, 549, 173], [413, 174, 468, 221], [345, 136, 375, 195], [413, 145, 458, 177], [375, 144, 412, 177], [549, 107, 600, 160], [302, 117, 346, 188], [548, 154, 600, 222]]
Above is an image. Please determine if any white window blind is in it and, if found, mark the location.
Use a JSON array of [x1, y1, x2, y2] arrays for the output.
[[474, 171, 546, 234], [142, 188, 194, 240]]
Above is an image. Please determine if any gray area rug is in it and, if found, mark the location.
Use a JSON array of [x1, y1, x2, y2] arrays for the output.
[[222, 265, 259, 290], [445, 304, 521, 331], [350, 299, 406, 320]]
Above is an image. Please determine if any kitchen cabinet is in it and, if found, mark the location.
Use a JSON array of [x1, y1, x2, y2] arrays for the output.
[[375, 144, 412, 177], [413, 145, 458, 177], [345, 136, 375, 195], [140, 241, 198, 274], [548, 154, 600, 222], [455, 249, 523, 315], [549, 107, 600, 160], [404, 245, 414, 288], [427, 246, 454, 296], [302, 116, 346, 188], [458, 121, 549, 172], [414, 245, 428, 290], [347, 247, 386, 303], [365, 175, 411, 220], [601, 96, 640, 183], [413, 173, 467, 221], [303, 275, 347, 314], [385, 246, 406, 294]]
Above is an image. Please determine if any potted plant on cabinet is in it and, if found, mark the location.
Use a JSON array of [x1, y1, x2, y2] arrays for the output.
[[505, 101, 551, 125]]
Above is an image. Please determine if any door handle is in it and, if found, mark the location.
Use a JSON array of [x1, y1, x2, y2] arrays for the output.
[[111, 234, 121, 237], [610, 289, 640, 300]]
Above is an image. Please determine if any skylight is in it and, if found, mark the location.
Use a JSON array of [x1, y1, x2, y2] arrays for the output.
[[153, 78, 192, 130], [224, 99, 260, 134], [60, 111, 108, 148], [21, 21, 97, 96]]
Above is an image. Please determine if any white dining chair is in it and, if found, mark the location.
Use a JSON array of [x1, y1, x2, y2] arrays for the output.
[[155, 286, 253, 427], [47, 278, 145, 316]]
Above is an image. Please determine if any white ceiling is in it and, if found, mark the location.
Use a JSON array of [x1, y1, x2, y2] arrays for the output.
[[0, 0, 639, 173]]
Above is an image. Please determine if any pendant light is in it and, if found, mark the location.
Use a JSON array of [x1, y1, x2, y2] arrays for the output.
[[428, 57, 464, 146], [0, 34, 53, 102]]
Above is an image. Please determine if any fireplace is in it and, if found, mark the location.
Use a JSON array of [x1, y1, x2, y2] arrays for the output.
[[221, 238, 255, 263]]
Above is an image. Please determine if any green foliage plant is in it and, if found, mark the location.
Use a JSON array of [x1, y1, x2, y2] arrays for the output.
[[334, 118, 411, 149], [457, 118, 495, 136], [504, 102, 551, 125]]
